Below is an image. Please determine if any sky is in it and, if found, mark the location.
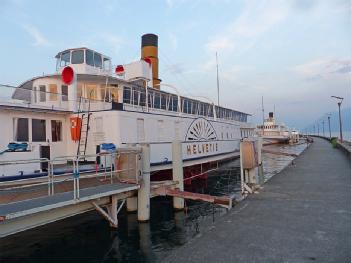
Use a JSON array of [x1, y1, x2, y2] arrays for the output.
[[0, 0, 350, 130]]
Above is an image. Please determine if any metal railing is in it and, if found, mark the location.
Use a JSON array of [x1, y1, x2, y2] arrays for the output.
[[0, 148, 142, 202]]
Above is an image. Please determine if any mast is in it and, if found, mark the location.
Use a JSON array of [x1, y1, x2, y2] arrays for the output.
[[262, 96, 265, 135], [216, 52, 220, 106]]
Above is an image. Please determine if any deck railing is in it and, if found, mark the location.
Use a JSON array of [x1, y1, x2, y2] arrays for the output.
[[0, 148, 142, 202]]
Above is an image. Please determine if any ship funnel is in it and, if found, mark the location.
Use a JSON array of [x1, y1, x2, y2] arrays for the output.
[[269, 112, 274, 118], [141, 34, 161, 89]]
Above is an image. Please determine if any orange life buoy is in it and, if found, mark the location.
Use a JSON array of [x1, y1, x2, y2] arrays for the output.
[[70, 117, 81, 141]]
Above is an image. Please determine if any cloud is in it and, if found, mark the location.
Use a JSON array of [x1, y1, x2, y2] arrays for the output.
[[168, 33, 178, 50], [205, 0, 290, 54], [23, 25, 50, 46], [100, 33, 124, 55], [293, 58, 351, 80], [165, 63, 185, 74]]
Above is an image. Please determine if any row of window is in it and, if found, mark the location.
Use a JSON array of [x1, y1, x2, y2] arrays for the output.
[[258, 125, 279, 129], [122, 86, 248, 122], [34, 85, 68, 103], [241, 129, 253, 138], [34, 83, 121, 104], [14, 118, 62, 142], [123, 87, 178, 112]]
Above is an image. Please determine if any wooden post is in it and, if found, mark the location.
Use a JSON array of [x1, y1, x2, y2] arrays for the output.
[[138, 144, 150, 222], [110, 195, 118, 227], [172, 140, 184, 210], [240, 138, 261, 194]]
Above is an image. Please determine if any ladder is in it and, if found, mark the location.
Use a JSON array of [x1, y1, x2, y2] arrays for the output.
[[76, 96, 92, 159]]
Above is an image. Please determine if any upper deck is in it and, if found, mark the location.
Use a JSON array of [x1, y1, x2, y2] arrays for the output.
[[1, 47, 251, 124]]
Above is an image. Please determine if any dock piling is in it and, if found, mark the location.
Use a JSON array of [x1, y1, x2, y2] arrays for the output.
[[138, 144, 151, 222], [240, 138, 262, 195], [172, 140, 184, 210]]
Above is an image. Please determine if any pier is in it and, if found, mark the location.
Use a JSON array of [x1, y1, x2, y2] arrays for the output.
[[165, 138, 351, 262], [0, 143, 232, 238]]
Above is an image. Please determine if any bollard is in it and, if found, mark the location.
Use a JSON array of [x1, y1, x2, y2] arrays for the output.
[[138, 144, 150, 222], [126, 197, 137, 212], [172, 140, 185, 210], [240, 138, 261, 194]]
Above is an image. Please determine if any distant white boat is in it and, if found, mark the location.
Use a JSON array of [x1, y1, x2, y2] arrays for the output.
[[256, 112, 290, 144]]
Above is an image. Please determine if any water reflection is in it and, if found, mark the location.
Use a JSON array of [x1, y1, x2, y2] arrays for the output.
[[0, 143, 307, 263]]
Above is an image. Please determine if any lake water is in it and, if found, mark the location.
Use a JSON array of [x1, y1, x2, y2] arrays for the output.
[[0, 142, 308, 263]]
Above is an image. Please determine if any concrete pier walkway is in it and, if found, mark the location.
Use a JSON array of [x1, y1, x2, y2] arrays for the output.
[[165, 138, 351, 263]]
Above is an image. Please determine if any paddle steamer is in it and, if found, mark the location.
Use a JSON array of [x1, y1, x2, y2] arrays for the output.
[[256, 112, 290, 144], [0, 34, 254, 181]]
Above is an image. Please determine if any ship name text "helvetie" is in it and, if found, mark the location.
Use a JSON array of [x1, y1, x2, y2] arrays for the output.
[[186, 142, 218, 155]]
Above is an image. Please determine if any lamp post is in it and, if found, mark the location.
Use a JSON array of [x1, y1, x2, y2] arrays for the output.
[[327, 114, 331, 139], [317, 122, 319, 136], [313, 125, 315, 135], [331, 96, 344, 142], [322, 120, 325, 137]]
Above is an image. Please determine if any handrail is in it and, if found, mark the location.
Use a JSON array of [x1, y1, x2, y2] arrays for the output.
[[0, 150, 141, 201]]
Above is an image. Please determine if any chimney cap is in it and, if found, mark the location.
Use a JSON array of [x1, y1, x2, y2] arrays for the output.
[[142, 34, 158, 47]]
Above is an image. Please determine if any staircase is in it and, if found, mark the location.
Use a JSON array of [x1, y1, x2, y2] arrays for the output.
[[76, 97, 92, 159]]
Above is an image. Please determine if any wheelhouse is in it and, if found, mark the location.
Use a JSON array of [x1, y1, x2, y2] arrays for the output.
[[55, 48, 112, 74]]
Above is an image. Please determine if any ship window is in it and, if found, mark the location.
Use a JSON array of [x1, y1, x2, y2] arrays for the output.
[[77, 84, 83, 99], [39, 85, 46, 102], [94, 53, 102, 68], [51, 120, 62, 142], [49, 84, 58, 101], [86, 84, 97, 100], [60, 51, 70, 67], [86, 50, 94, 66], [32, 119, 46, 142], [110, 87, 119, 102], [100, 87, 109, 102], [14, 118, 29, 142], [161, 94, 167, 110], [154, 93, 161, 109], [133, 89, 139, 105], [62, 85, 68, 101], [33, 86, 38, 103], [182, 98, 187, 113], [148, 91, 153, 108], [172, 96, 178, 112], [103, 58, 110, 70], [123, 87, 131, 104], [140, 91, 146, 106], [71, 50, 84, 64]]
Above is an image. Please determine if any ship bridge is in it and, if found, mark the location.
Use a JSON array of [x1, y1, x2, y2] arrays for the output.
[[55, 48, 112, 75]]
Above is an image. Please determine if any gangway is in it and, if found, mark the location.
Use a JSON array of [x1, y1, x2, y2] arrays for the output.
[[0, 148, 142, 238]]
